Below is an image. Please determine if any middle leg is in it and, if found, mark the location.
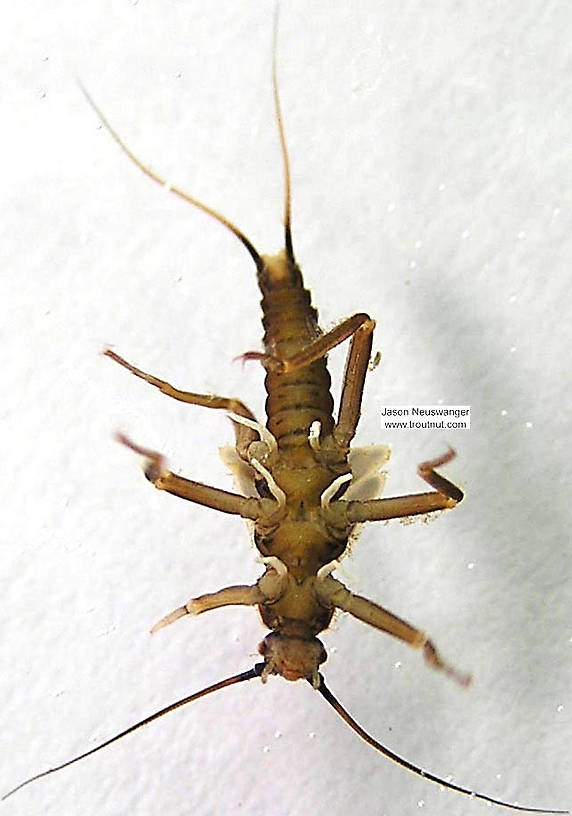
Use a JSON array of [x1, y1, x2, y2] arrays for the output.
[[116, 433, 269, 520], [345, 447, 464, 523]]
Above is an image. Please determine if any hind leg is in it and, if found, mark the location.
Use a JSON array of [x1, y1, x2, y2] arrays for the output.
[[105, 349, 258, 457]]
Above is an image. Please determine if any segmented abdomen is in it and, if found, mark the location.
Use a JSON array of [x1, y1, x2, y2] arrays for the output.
[[261, 286, 335, 449]]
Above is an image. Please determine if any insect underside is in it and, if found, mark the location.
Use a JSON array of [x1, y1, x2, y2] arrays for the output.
[[4, 21, 567, 816]]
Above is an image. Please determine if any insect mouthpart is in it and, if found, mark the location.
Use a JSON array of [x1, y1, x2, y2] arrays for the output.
[[258, 632, 327, 687]]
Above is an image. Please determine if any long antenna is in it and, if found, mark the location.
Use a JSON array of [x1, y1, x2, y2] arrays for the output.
[[78, 82, 263, 271], [271, 3, 295, 263], [315, 674, 568, 815], [3, 665, 262, 801]]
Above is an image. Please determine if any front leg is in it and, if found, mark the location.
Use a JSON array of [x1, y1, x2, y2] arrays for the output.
[[150, 560, 288, 633], [150, 585, 267, 633], [316, 575, 471, 686]]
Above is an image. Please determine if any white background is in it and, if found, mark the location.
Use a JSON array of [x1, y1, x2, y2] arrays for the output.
[[2, 1, 571, 815]]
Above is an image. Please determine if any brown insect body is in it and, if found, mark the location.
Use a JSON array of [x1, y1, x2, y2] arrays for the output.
[[255, 252, 348, 676], [260, 253, 335, 452], [3, 17, 568, 816], [222, 250, 346, 681], [209, 236, 456, 687], [82, 43, 466, 694]]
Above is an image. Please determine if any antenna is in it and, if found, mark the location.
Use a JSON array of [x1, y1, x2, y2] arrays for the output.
[[3, 665, 262, 801]]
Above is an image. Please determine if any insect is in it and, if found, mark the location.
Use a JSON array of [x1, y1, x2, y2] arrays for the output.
[[3, 10, 568, 816]]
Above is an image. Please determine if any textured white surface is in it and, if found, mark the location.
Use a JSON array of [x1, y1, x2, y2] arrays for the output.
[[2, 1, 571, 815]]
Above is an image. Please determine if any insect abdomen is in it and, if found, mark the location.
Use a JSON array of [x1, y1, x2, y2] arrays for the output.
[[261, 285, 335, 449]]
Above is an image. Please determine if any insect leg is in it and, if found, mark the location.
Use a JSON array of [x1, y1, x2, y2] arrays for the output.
[[316, 575, 471, 686], [244, 313, 375, 447], [151, 562, 287, 633], [333, 314, 375, 448], [344, 447, 463, 522], [150, 584, 266, 633], [273, 313, 375, 374], [105, 349, 259, 457], [116, 433, 271, 519], [417, 445, 463, 499]]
